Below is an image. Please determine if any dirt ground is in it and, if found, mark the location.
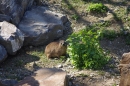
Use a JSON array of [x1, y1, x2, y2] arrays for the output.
[[47, 0, 130, 85], [43, 0, 130, 86], [1, 0, 130, 86]]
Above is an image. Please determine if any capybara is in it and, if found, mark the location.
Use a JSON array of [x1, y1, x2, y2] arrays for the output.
[[44, 40, 68, 59]]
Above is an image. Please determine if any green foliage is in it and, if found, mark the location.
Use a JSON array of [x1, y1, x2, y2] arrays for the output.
[[101, 29, 118, 40], [97, 70, 105, 76], [87, 3, 107, 13], [78, 73, 88, 77], [97, 21, 111, 27], [72, 0, 80, 3], [67, 27, 110, 70], [112, 83, 117, 86], [67, 4, 73, 10], [125, 34, 130, 45], [114, 7, 127, 21], [71, 14, 79, 20]]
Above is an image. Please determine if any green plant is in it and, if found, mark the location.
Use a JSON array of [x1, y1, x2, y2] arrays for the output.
[[112, 83, 117, 86], [67, 4, 73, 10], [71, 14, 79, 20], [97, 70, 105, 76], [67, 27, 110, 69], [101, 29, 118, 40], [78, 73, 88, 77], [99, 21, 111, 27], [125, 34, 130, 45], [60, 56, 67, 61], [87, 3, 107, 13]]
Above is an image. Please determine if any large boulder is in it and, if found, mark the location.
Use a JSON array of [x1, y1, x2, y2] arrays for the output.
[[0, 44, 7, 63], [0, 21, 24, 55], [34, 0, 46, 6], [14, 68, 68, 86], [0, 0, 34, 25], [0, 14, 11, 22], [18, 6, 68, 46], [0, 79, 18, 86]]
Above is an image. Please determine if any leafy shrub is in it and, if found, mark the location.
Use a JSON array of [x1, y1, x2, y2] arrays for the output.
[[87, 3, 107, 13], [67, 27, 110, 69]]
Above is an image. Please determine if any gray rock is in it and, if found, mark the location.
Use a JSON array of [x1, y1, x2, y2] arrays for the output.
[[34, 0, 48, 6], [15, 68, 68, 86], [0, 0, 34, 25], [0, 14, 11, 22], [69, 81, 72, 86], [0, 79, 18, 86], [0, 45, 7, 63], [18, 6, 68, 46], [0, 21, 24, 55]]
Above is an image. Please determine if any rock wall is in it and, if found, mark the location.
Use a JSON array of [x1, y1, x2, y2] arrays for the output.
[[0, 0, 34, 25]]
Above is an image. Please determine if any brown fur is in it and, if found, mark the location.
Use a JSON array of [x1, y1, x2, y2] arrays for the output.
[[119, 64, 130, 86], [120, 52, 130, 64], [119, 52, 130, 86], [44, 40, 67, 59]]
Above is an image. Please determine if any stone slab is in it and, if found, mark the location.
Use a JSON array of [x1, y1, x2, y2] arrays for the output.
[[14, 68, 68, 86]]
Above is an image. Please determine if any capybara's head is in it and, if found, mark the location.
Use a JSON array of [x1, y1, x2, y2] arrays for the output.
[[59, 40, 68, 47]]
